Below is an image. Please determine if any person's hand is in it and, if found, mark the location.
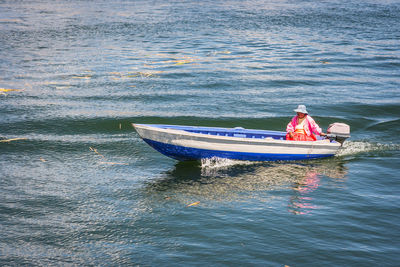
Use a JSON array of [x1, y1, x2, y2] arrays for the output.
[[289, 132, 294, 138], [320, 132, 326, 136]]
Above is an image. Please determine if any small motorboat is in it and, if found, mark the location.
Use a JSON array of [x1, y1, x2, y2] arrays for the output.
[[133, 123, 350, 162]]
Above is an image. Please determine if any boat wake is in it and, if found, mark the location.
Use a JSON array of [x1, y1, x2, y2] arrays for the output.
[[200, 157, 255, 169], [336, 140, 400, 157], [200, 157, 257, 176], [198, 140, 399, 176]]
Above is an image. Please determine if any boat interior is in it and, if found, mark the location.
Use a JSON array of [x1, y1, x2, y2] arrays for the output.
[[138, 124, 330, 142], [147, 124, 289, 140]]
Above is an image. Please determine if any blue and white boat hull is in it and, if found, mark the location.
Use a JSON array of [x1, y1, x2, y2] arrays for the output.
[[133, 124, 341, 161]]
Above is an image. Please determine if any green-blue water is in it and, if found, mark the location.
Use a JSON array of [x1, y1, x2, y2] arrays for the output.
[[1, 0, 400, 265]]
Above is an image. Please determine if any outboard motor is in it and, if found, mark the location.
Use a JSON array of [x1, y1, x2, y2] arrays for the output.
[[326, 123, 350, 145]]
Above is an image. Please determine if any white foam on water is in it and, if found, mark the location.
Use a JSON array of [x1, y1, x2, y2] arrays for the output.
[[200, 157, 255, 169], [336, 141, 400, 157], [200, 157, 257, 176]]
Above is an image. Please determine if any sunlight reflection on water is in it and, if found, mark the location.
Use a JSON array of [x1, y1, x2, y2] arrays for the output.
[[144, 158, 348, 215]]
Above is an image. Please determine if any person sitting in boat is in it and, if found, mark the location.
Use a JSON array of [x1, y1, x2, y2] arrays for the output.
[[286, 105, 326, 141]]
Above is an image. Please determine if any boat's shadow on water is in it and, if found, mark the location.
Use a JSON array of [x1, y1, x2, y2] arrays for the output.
[[144, 158, 349, 212]]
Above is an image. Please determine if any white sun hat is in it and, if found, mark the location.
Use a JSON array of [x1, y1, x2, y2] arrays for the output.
[[294, 105, 308, 114]]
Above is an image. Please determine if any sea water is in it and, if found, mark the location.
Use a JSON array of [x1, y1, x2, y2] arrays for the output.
[[1, 0, 399, 265]]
